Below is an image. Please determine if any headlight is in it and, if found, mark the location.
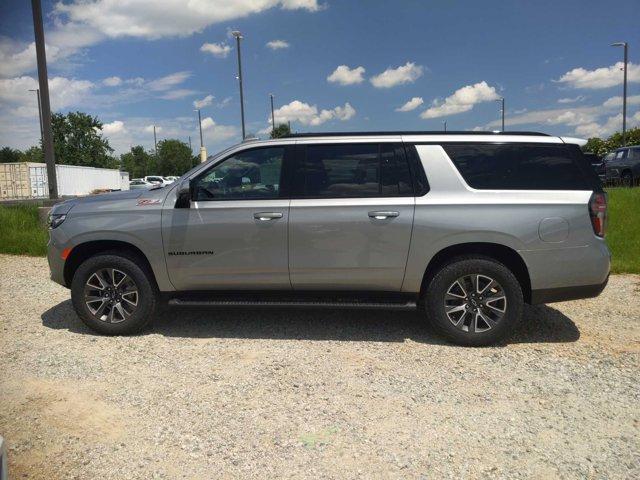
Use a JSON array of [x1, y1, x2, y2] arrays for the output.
[[48, 213, 67, 229]]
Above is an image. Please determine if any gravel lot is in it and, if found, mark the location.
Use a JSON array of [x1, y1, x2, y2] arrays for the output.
[[0, 254, 638, 479]]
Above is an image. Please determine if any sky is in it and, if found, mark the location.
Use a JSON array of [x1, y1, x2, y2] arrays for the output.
[[0, 0, 639, 156]]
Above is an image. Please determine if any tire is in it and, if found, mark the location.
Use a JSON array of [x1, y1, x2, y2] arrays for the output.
[[423, 256, 523, 346], [621, 171, 633, 188], [71, 252, 158, 335]]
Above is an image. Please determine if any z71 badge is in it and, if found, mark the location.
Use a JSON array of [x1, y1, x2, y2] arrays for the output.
[[137, 199, 161, 206]]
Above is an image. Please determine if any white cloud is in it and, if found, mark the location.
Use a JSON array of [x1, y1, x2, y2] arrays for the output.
[[556, 62, 640, 89], [273, 100, 356, 126], [144, 125, 161, 134], [200, 116, 239, 142], [266, 40, 290, 50], [557, 95, 586, 104], [370, 62, 423, 88], [545, 110, 597, 127], [396, 97, 424, 112], [102, 76, 123, 87], [327, 65, 365, 85], [602, 94, 640, 108], [0, 39, 63, 78], [0, 75, 94, 112], [420, 81, 499, 119], [147, 71, 191, 91], [200, 42, 232, 58], [100, 120, 126, 135], [193, 95, 215, 109], [159, 89, 197, 100]]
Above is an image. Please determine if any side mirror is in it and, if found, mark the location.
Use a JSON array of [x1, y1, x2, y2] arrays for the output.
[[175, 180, 191, 209]]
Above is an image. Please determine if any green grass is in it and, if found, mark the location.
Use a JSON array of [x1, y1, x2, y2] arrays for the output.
[[606, 188, 640, 274], [0, 205, 49, 256], [0, 189, 639, 273]]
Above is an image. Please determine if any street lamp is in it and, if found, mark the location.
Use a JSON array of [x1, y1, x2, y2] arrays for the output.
[[28, 88, 43, 145], [611, 42, 628, 146], [270, 93, 275, 136], [496, 97, 505, 132], [194, 108, 206, 162], [231, 30, 246, 140]]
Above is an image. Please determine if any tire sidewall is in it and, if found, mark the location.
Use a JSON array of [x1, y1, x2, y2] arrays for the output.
[[71, 254, 156, 335], [425, 257, 523, 346]]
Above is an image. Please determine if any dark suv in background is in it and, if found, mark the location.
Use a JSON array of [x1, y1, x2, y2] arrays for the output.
[[605, 145, 640, 187]]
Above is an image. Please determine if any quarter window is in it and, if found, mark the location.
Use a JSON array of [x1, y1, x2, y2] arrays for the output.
[[192, 147, 284, 201]]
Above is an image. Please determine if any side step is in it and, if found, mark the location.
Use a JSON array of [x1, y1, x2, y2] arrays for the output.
[[167, 292, 418, 311]]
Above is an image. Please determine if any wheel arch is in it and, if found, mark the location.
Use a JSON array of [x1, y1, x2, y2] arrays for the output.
[[64, 240, 157, 289], [419, 242, 532, 303]]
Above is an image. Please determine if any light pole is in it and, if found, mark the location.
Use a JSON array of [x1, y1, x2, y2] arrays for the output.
[[153, 125, 158, 154], [611, 42, 628, 146], [443, 120, 447, 132], [31, 0, 58, 199], [270, 93, 275, 136], [29, 88, 43, 145], [195, 108, 206, 162], [496, 97, 505, 132], [232, 30, 246, 140]]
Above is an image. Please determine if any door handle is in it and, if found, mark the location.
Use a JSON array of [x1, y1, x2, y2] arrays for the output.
[[253, 212, 283, 221], [368, 211, 399, 220]]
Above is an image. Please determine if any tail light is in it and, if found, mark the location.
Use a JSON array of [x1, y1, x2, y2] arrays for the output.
[[589, 192, 607, 237]]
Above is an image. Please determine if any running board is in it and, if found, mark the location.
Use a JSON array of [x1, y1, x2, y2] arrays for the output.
[[168, 298, 417, 311]]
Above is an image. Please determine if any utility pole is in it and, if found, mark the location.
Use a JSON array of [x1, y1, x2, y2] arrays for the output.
[[29, 88, 43, 145], [195, 108, 206, 162], [232, 31, 246, 140], [611, 42, 628, 145], [443, 120, 447, 132], [153, 125, 158, 154], [270, 93, 275, 136], [31, 0, 58, 199], [188, 135, 192, 152], [496, 97, 505, 132]]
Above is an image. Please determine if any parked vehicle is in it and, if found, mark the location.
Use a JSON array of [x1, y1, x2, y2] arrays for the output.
[[164, 176, 179, 183], [583, 152, 606, 182], [604, 145, 640, 187], [143, 175, 169, 186], [46, 131, 610, 346], [129, 178, 154, 189]]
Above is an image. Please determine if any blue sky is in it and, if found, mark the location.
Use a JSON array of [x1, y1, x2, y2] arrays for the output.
[[0, 0, 638, 155]]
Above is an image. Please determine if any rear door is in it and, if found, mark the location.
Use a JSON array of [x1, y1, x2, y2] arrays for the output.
[[162, 145, 291, 290], [288, 141, 415, 291]]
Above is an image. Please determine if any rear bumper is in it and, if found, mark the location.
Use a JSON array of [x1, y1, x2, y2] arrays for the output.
[[530, 275, 609, 304]]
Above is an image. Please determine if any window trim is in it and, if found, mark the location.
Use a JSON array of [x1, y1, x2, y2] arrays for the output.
[[290, 142, 417, 200], [190, 145, 290, 202]]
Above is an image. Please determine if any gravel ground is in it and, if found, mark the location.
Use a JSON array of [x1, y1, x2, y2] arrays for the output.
[[0, 254, 638, 479]]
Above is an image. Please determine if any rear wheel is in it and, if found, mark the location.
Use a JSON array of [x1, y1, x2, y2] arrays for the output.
[[621, 171, 633, 187], [71, 253, 157, 335], [424, 257, 523, 346]]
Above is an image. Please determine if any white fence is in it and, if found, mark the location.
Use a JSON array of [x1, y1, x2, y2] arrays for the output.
[[0, 162, 129, 199]]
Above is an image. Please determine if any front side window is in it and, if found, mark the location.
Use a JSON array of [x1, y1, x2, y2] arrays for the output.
[[296, 143, 413, 198], [192, 147, 284, 201]]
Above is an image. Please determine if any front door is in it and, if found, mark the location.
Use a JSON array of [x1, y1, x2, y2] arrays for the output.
[[289, 142, 415, 291], [163, 146, 291, 290]]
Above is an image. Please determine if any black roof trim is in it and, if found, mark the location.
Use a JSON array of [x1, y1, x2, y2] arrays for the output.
[[283, 130, 550, 138]]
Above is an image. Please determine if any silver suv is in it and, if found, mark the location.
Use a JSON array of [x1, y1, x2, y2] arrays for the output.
[[47, 132, 610, 346]]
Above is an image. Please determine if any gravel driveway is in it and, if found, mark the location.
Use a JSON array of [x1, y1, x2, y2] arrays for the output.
[[0, 254, 638, 479]]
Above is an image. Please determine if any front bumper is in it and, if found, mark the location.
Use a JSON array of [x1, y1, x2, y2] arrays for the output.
[[47, 233, 69, 288]]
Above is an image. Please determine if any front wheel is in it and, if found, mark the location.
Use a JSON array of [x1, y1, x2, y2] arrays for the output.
[[71, 253, 158, 335], [424, 257, 523, 346]]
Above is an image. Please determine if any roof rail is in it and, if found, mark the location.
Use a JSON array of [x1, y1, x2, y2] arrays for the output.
[[283, 130, 550, 138]]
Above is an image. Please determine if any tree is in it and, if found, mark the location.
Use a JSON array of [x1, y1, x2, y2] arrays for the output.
[[0, 147, 22, 162], [21, 146, 44, 163], [120, 146, 154, 178], [156, 139, 193, 176], [51, 111, 118, 168], [584, 127, 640, 156], [270, 123, 291, 139]]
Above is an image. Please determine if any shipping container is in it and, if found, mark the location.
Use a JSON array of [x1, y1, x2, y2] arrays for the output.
[[0, 162, 129, 199]]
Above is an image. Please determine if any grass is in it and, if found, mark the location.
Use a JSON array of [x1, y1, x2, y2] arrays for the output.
[[0, 188, 639, 273], [606, 188, 640, 274], [0, 204, 49, 256]]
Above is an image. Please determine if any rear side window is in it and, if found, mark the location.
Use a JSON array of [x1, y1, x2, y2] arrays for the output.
[[442, 143, 592, 190], [295, 143, 413, 198]]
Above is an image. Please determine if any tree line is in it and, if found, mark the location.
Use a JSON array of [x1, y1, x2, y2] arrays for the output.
[[0, 111, 199, 178], [583, 127, 640, 156]]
